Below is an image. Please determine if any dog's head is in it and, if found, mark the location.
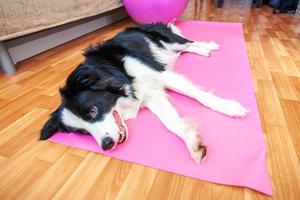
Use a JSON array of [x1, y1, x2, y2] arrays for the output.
[[40, 64, 131, 150]]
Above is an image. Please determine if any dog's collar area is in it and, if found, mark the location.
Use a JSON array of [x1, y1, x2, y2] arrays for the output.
[[113, 110, 127, 143]]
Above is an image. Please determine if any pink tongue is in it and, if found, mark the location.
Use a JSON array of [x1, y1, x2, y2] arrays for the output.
[[113, 110, 123, 127], [113, 110, 126, 143], [113, 110, 126, 134]]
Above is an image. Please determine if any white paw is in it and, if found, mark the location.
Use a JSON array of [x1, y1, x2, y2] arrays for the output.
[[197, 48, 211, 57], [185, 131, 207, 164], [216, 99, 248, 117], [191, 41, 219, 51], [206, 41, 219, 50], [187, 46, 211, 56]]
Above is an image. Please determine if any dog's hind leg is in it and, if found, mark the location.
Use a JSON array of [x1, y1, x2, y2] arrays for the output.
[[168, 23, 219, 57], [145, 93, 207, 164], [167, 22, 184, 37], [183, 42, 219, 57], [162, 71, 248, 117]]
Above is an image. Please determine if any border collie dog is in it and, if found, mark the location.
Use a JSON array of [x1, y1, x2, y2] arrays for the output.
[[40, 23, 247, 163]]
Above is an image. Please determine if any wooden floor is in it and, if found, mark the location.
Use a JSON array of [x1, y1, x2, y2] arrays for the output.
[[1, 0, 300, 199]]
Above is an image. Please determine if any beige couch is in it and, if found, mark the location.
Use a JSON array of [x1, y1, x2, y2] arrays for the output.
[[0, 0, 122, 41]]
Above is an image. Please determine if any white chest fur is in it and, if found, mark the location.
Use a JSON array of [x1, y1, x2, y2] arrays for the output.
[[120, 40, 186, 120], [123, 56, 165, 101]]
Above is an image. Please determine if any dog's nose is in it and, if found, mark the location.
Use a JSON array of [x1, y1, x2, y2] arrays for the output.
[[101, 136, 115, 150]]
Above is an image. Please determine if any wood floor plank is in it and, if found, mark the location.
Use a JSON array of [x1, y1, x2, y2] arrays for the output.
[[0, 98, 9, 108], [279, 56, 300, 77], [83, 159, 133, 200], [271, 72, 300, 101], [50, 52, 84, 72], [0, 84, 27, 100], [0, 71, 34, 90], [259, 36, 284, 73], [24, 152, 84, 200], [37, 142, 70, 164], [257, 80, 286, 126], [0, 155, 8, 166], [0, 140, 48, 189], [115, 165, 157, 200], [250, 58, 272, 81], [289, 76, 300, 98], [280, 99, 300, 160], [0, 90, 51, 130], [0, 114, 47, 158], [52, 153, 110, 200], [265, 125, 300, 200], [0, 108, 48, 146], [0, 158, 51, 199], [146, 171, 178, 200], [69, 147, 90, 158], [38, 94, 61, 110]]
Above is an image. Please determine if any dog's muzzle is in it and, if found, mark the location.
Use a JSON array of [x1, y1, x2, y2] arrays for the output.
[[113, 110, 127, 144]]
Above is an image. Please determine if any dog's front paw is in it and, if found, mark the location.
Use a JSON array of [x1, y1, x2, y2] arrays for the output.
[[185, 133, 207, 164], [216, 99, 248, 117]]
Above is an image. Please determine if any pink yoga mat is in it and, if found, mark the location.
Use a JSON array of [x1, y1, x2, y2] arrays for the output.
[[49, 21, 272, 195]]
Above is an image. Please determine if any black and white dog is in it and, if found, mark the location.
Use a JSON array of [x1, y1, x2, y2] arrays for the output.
[[40, 23, 247, 163]]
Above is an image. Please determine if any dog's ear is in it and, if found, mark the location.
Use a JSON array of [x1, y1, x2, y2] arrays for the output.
[[65, 65, 103, 91], [105, 80, 131, 96], [92, 76, 131, 97], [40, 108, 61, 140], [62, 65, 130, 97]]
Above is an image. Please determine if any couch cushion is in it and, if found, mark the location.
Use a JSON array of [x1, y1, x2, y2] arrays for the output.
[[0, 0, 123, 41]]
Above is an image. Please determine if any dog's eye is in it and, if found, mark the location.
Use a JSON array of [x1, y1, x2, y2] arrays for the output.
[[89, 106, 98, 118]]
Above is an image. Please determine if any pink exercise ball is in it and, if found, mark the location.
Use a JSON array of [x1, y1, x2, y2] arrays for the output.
[[123, 0, 189, 24]]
